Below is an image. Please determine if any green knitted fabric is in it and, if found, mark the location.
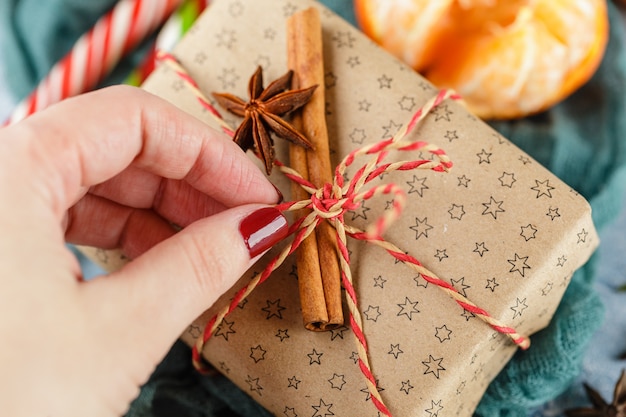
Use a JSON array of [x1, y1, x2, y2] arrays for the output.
[[1, 1, 625, 416]]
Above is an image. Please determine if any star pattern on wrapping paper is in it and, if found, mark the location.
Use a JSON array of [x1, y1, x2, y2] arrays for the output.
[[400, 380, 414, 395], [283, 407, 298, 417], [215, 318, 236, 340], [250, 345, 267, 363], [407, 175, 428, 196], [171, 79, 184, 92], [397, 297, 420, 320], [511, 297, 528, 318], [264, 28, 276, 40], [360, 381, 385, 401], [287, 375, 301, 389], [486, 278, 499, 292], [333, 30, 356, 48], [378, 74, 392, 89], [432, 104, 453, 121], [508, 253, 531, 277], [435, 325, 452, 342], [426, 399, 444, 417], [346, 56, 361, 68], [312, 399, 334, 417], [219, 361, 230, 374], [324, 72, 337, 88], [519, 155, 531, 165], [482, 196, 505, 219], [374, 275, 387, 288], [328, 373, 346, 390], [444, 130, 459, 142], [461, 309, 475, 321], [422, 355, 445, 379], [245, 375, 263, 396], [546, 207, 561, 220], [289, 264, 298, 280], [542, 282, 553, 296], [262, 299, 286, 319], [364, 305, 381, 321], [95, 248, 109, 264], [476, 149, 492, 164], [228, 1, 244, 17], [217, 67, 239, 89], [448, 279, 469, 300], [456, 381, 466, 395], [474, 242, 489, 257], [384, 199, 395, 210], [398, 96, 416, 111], [330, 326, 348, 341], [307, 349, 323, 365], [577, 228, 589, 243], [492, 132, 508, 145], [410, 217, 433, 240], [350, 351, 360, 364], [531, 179, 555, 198], [414, 274, 429, 288], [389, 343, 404, 359], [358, 99, 371, 112], [215, 29, 237, 49], [498, 172, 516, 188], [382, 119, 402, 138], [556, 255, 567, 267], [457, 174, 471, 187], [194, 52, 208, 65], [448, 203, 465, 220], [350, 200, 370, 220], [520, 224, 538, 241], [188, 325, 201, 338], [282, 2, 297, 17], [434, 249, 448, 262], [276, 329, 289, 342]]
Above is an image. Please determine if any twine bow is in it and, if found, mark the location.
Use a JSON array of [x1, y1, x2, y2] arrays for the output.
[[158, 52, 530, 417]]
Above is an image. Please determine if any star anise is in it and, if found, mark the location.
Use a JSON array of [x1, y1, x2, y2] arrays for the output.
[[565, 370, 626, 417], [212, 66, 317, 174]]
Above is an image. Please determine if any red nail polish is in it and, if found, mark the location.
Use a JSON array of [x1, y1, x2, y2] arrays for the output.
[[240, 207, 288, 258], [272, 183, 284, 203]]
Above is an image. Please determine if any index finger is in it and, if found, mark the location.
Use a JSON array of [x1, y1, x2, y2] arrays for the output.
[[3, 85, 279, 219]]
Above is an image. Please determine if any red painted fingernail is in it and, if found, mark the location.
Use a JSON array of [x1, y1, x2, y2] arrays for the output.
[[272, 183, 284, 203], [240, 207, 288, 258]]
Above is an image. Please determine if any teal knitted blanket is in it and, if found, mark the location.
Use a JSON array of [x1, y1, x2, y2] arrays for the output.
[[2, 1, 625, 416]]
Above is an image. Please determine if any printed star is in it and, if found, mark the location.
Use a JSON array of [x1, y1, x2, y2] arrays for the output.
[[324, 72, 337, 88], [250, 345, 267, 363], [400, 380, 414, 395], [389, 344, 404, 359], [432, 104, 453, 121], [262, 299, 286, 319], [276, 329, 289, 341], [378, 74, 392, 89], [385, 199, 395, 210], [284, 407, 298, 417], [215, 29, 236, 49], [397, 297, 420, 320], [426, 399, 444, 417], [282, 2, 297, 16], [217, 67, 239, 89], [287, 375, 301, 389], [435, 325, 452, 342], [399, 96, 416, 111], [333, 30, 356, 48], [264, 28, 276, 40], [476, 149, 492, 164], [407, 175, 428, 196], [531, 179, 555, 198], [577, 228, 589, 243], [434, 249, 448, 262], [556, 255, 567, 267], [228, 1, 244, 17], [422, 355, 445, 379], [485, 278, 499, 292], [457, 174, 471, 187], [410, 217, 433, 240], [307, 349, 323, 365], [474, 242, 489, 257], [215, 318, 236, 340], [360, 381, 385, 401], [330, 326, 348, 341], [289, 264, 298, 280], [444, 130, 459, 142], [414, 274, 428, 288], [194, 52, 207, 64], [541, 282, 553, 296], [188, 325, 202, 338], [351, 201, 370, 221], [95, 248, 109, 264], [312, 399, 334, 417], [346, 56, 360, 67], [456, 381, 466, 395], [492, 132, 508, 145], [448, 203, 466, 220], [350, 351, 359, 364], [364, 305, 381, 322], [498, 172, 516, 188], [451, 277, 470, 297], [520, 224, 538, 241], [328, 373, 346, 390], [482, 196, 505, 219], [374, 275, 387, 288], [358, 99, 371, 112], [508, 253, 531, 277], [348, 128, 367, 146], [519, 155, 531, 165], [461, 309, 475, 321], [171, 79, 184, 92], [511, 297, 528, 318], [546, 207, 561, 220], [382, 119, 402, 138], [219, 361, 230, 374], [245, 375, 263, 396]]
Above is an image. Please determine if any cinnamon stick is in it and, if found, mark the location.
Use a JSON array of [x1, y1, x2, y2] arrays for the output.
[[287, 7, 343, 331]]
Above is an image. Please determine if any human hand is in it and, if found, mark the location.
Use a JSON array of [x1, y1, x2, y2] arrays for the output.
[[0, 86, 287, 417]]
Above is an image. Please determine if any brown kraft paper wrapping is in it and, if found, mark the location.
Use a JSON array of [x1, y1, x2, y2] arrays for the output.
[[79, 0, 599, 416]]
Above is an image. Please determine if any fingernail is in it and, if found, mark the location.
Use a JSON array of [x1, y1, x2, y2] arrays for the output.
[[272, 183, 284, 203], [240, 207, 288, 258]]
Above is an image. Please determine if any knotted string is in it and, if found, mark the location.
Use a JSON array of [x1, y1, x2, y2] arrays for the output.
[[157, 52, 530, 417]]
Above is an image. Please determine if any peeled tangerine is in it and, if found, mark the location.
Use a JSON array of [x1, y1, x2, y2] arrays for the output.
[[355, 0, 609, 119]]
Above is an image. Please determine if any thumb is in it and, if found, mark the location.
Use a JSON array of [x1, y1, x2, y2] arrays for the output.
[[82, 204, 288, 367]]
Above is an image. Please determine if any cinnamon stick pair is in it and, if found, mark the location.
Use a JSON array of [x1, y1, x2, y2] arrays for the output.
[[287, 8, 343, 331]]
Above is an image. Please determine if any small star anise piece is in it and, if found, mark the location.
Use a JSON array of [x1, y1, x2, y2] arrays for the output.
[[212, 66, 317, 174], [565, 370, 626, 417]]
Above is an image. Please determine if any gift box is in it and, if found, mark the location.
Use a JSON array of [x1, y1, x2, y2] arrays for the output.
[[81, 0, 599, 416]]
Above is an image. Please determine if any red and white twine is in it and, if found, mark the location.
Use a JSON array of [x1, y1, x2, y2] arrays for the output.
[[159, 53, 530, 417]]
